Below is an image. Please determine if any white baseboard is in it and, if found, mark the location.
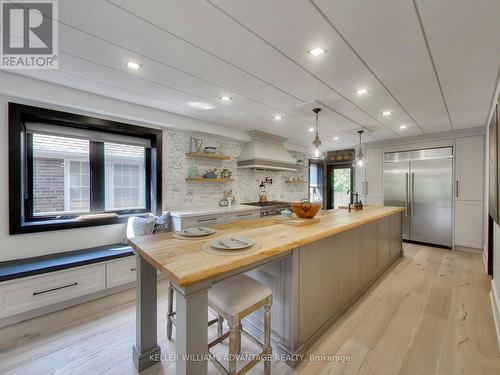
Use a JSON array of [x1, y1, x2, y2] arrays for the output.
[[483, 249, 488, 273], [490, 281, 500, 351]]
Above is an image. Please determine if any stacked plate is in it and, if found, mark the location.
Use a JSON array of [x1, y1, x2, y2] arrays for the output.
[[209, 236, 256, 251]]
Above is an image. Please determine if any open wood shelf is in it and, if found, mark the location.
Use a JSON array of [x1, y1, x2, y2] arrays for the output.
[[185, 178, 234, 183], [185, 152, 230, 160]]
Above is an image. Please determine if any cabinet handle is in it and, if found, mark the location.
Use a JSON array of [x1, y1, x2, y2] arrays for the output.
[[237, 213, 253, 217], [130, 268, 137, 272], [405, 173, 409, 217], [456, 180, 459, 198], [197, 218, 217, 222], [33, 282, 78, 296], [411, 173, 415, 217]]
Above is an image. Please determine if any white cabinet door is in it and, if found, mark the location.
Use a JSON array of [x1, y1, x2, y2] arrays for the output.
[[455, 136, 484, 201], [365, 148, 383, 198], [455, 200, 483, 249], [106, 257, 137, 288]]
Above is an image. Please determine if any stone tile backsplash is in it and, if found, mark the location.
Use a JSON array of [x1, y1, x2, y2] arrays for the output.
[[163, 129, 309, 209]]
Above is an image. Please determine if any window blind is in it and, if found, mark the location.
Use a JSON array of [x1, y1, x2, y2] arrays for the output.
[[25, 122, 152, 148]]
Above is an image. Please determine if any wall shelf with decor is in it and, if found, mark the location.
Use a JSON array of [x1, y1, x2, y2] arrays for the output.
[[185, 152, 230, 160], [185, 178, 234, 183], [285, 180, 308, 184]]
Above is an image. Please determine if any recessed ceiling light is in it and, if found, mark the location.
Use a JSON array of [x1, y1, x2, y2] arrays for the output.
[[308, 46, 326, 57], [189, 102, 214, 110], [399, 124, 407, 129], [355, 88, 369, 95], [273, 115, 283, 120], [308, 127, 315, 132], [334, 136, 339, 140], [381, 110, 392, 116], [125, 60, 142, 70], [219, 96, 232, 101]]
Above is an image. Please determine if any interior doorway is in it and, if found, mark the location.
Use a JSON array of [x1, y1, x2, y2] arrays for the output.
[[327, 165, 353, 209]]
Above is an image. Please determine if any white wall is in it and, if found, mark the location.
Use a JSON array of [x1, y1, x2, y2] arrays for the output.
[[483, 74, 500, 343]]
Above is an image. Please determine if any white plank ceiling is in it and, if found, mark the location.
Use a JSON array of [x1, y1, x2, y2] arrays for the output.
[[4, 0, 500, 149]]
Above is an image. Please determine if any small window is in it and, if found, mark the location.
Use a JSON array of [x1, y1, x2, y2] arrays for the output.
[[8, 102, 162, 234], [105, 142, 146, 211], [32, 134, 90, 216]]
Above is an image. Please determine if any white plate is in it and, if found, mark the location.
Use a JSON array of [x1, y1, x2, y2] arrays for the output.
[[210, 236, 255, 250], [178, 227, 216, 237]]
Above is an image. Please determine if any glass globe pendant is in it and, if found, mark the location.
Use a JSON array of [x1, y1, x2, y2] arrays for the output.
[[309, 108, 327, 160], [353, 130, 366, 167]]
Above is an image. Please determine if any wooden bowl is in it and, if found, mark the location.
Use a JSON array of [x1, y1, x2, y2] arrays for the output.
[[290, 200, 321, 219]]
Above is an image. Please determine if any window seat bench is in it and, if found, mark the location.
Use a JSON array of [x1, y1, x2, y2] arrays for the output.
[[0, 244, 143, 327], [0, 244, 133, 282]]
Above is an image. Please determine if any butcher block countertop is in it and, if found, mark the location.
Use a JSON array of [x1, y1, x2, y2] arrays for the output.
[[129, 206, 405, 287]]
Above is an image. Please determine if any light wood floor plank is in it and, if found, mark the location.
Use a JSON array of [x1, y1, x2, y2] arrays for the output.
[[0, 244, 498, 375]]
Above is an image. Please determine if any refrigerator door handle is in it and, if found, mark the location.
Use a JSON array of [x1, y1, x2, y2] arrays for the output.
[[411, 172, 415, 217], [456, 180, 459, 198], [405, 173, 409, 216]]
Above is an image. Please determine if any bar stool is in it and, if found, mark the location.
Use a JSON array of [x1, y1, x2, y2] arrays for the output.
[[208, 274, 272, 375]]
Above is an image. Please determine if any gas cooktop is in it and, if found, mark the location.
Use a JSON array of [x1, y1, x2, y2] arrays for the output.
[[242, 201, 290, 216]]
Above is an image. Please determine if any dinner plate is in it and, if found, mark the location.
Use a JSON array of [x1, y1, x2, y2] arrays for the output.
[[178, 227, 216, 237], [210, 236, 255, 250]]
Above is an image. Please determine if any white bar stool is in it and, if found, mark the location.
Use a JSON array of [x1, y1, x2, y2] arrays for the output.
[[208, 274, 272, 375]]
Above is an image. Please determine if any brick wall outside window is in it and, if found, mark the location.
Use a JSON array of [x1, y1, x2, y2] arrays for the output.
[[33, 157, 64, 213]]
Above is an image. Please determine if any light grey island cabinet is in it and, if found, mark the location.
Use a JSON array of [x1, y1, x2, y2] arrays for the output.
[[129, 206, 403, 374], [243, 212, 402, 366]]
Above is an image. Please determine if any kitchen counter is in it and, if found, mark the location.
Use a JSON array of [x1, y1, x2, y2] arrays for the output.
[[130, 205, 404, 373], [131, 205, 404, 287], [168, 204, 260, 218]]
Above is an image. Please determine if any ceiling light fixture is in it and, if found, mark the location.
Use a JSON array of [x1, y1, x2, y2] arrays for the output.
[[399, 124, 407, 129], [308, 46, 326, 57], [273, 115, 283, 120], [308, 127, 315, 132], [189, 102, 214, 110], [334, 136, 339, 140], [308, 108, 326, 160], [355, 88, 369, 95], [125, 60, 142, 70], [381, 110, 392, 116], [219, 96, 232, 101], [353, 130, 366, 168]]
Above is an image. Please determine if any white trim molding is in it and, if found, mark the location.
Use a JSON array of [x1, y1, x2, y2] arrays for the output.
[[490, 280, 500, 350]]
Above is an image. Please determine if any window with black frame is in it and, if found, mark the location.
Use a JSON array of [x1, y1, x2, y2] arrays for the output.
[[9, 103, 162, 234]]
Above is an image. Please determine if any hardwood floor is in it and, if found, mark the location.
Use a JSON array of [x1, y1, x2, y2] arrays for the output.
[[0, 244, 499, 375]]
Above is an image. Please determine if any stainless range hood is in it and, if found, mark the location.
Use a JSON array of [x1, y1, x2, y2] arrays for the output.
[[238, 131, 298, 171]]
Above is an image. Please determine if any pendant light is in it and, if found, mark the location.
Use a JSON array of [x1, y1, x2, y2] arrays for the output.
[[309, 108, 327, 160], [353, 130, 366, 167]]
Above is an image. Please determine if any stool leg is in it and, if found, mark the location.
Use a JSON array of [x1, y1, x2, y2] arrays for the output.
[[217, 315, 224, 337], [166, 283, 174, 340], [228, 322, 240, 374], [264, 304, 272, 375], [236, 323, 242, 355]]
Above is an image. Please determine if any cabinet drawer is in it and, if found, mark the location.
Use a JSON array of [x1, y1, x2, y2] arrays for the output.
[[181, 214, 227, 228], [0, 264, 105, 318], [227, 210, 260, 222], [106, 257, 136, 288]]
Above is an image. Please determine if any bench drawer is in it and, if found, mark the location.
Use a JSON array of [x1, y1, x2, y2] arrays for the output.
[[106, 257, 137, 288], [0, 264, 105, 318]]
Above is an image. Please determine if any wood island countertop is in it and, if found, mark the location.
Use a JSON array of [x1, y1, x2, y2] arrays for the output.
[[129, 206, 405, 287]]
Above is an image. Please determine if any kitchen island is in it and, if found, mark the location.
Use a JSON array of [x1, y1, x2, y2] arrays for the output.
[[129, 206, 404, 374]]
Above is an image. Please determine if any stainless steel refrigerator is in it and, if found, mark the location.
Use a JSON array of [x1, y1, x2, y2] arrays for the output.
[[383, 147, 453, 248]]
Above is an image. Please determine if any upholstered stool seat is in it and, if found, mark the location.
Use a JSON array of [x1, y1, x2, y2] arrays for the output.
[[208, 274, 272, 375]]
